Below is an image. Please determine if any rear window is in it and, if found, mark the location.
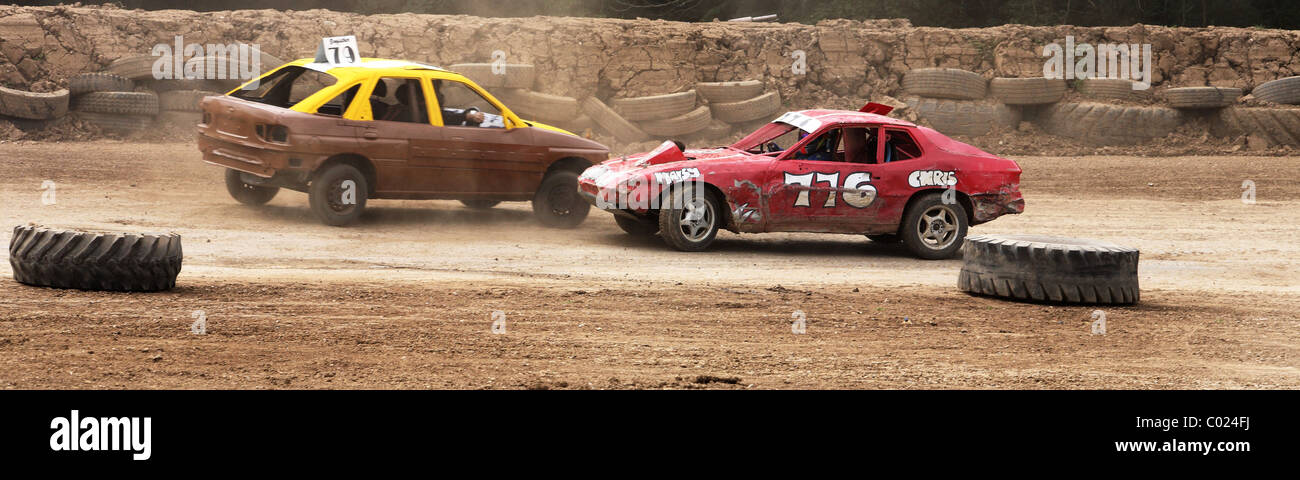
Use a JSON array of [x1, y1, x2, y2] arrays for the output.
[[232, 66, 339, 109]]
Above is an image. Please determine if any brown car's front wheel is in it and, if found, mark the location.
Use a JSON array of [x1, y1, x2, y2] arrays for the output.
[[225, 169, 279, 205], [309, 163, 368, 226], [532, 171, 589, 228]]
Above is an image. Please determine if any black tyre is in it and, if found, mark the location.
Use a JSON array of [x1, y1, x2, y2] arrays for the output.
[[615, 215, 659, 236], [73, 91, 160, 116], [309, 164, 368, 226], [959, 234, 1140, 304], [9, 225, 182, 292], [532, 171, 589, 228], [460, 199, 501, 209], [225, 169, 279, 205], [69, 73, 134, 96], [899, 193, 968, 259], [866, 234, 900, 243], [658, 184, 722, 252]]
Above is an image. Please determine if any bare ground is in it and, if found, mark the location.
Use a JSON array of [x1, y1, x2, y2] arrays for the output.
[[0, 140, 1296, 389]]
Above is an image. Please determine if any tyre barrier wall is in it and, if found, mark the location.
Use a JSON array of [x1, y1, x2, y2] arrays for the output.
[[4, 6, 1300, 147]]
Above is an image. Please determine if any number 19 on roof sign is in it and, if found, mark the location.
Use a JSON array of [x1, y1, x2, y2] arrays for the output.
[[316, 35, 360, 66]]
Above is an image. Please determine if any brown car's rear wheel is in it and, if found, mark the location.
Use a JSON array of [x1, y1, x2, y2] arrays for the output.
[[225, 169, 279, 205], [532, 171, 589, 228], [309, 164, 368, 226]]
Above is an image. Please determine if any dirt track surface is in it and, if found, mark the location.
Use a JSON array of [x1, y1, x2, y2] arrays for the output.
[[0, 140, 1297, 389]]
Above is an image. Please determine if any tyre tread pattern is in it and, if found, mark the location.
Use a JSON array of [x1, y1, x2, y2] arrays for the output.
[[989, 77, 1066, 105], [902, 68, 987, 100], [958, 234, 1139, 304], [73, 91, 160, 115], [709, 91, 781, 123], [9, 225, 182, 292], [611, 90, 697, 121], [1164, 86, 1242, 109]]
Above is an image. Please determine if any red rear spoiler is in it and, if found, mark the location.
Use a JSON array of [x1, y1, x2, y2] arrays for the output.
[[859, 102, 893, 115]]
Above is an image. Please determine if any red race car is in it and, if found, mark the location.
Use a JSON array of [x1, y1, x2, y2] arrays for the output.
[[577, 103, 1025, 259]]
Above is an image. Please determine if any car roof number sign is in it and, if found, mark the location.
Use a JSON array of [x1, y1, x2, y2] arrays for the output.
[[315, 35, 360, 67]]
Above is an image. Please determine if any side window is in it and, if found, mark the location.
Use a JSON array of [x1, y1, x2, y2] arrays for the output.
[[315, 83, 360, 117], [231, 66, 338, 109], [841, 127, 874, 164], [431, 80, 505, 128], [789, 128, 840, 161], [288, 70, 339, 104], [368, 77, 430, 124], [881, 129, 922, 163]]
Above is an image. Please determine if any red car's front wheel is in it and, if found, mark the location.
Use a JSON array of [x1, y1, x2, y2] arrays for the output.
[[658, 185, 722, 252]]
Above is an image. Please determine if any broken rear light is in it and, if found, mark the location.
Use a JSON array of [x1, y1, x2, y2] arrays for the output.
[[255, 124, 289, 143]]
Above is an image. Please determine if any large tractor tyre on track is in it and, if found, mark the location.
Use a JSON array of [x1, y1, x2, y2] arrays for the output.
[[1164, 87, 1242, 109], [73, 91, 160, 116], [658, 185, 723, 252], [902, 68, 987, 100], [905, 97, 1020, 137], [899, 193, 968, 260], [989, 77, 1066, 105], [1252, 76, 1300, 105], [69, 73, 134, 97], [696, 80, 764, 104], [9, 225, 183, 292], [615, 215, 659, 236], [958, 234, 1140, 304], [225, 169, 279, 205], [0, 86, 69, 120], [611, 90, 698, 121], [532, 171, 590, 228], [309, 163, 369, 226]]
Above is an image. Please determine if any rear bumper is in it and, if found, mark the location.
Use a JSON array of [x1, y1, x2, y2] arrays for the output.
[[197, 133, 296, 178], [970, 190, 1025, 224]]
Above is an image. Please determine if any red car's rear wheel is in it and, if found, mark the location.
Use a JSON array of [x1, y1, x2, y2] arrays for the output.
[[901, 192, 968, 259]]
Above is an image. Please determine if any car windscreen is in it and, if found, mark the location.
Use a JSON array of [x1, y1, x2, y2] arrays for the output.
[[730, 122, 799, 153], [231, 66, 339, 109]]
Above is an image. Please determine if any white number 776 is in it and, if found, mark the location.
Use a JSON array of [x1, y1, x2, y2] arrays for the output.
[[784, 171, 877, 209]]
